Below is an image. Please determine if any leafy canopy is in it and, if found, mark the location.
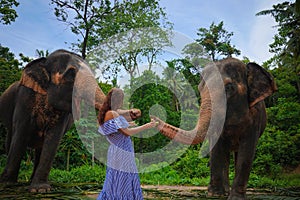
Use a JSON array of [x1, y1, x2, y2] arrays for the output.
[[0, 0, 19, 25], [196, 21, 240, 61]]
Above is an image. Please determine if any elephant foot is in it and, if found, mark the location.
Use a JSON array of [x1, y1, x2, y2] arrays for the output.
[[0, 178, 18, 185], [208, 191, 225, 198], [227, 192, 247, 200], [28, 183, 51, 193], [208, 185, 229, 197]]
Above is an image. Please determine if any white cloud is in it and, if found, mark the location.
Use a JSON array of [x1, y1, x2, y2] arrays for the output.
[[246, 0, 282, 64], [0, 0, 76, 57]]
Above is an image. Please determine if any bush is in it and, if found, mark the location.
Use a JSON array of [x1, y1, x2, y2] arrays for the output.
[[254, 124, 300, 176], [172, 146, 210, 179], [49, 165, 106, 183]]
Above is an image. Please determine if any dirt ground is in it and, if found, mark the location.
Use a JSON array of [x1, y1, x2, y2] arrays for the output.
[[1, 183, 299, 199], [86, 185, 297, 200], [86, 185, 208, 199]]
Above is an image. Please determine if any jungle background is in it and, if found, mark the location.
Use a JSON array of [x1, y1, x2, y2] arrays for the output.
[[0, 0, 299, 196]]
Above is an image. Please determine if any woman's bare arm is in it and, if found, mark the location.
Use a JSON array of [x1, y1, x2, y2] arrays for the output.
[[119, 119, 156, 136], [103, 110, 157, 136]]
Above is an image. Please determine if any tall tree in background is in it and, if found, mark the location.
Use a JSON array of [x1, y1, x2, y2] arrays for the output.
[[257, 0, 300, 95], [0, 45, 21, 95], [196, 21, 240, 61], [51, 0, 170, 61], [84, 0, 172, 86], [182, 42, 209, 69], [0, 0, 19, 25], [51, 0, 117, 59], [0, 45, 22, 155], [255, 0, 300, 172], [0, 0, 20, 155]]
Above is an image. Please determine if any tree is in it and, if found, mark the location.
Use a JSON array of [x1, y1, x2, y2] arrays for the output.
[[108, 27, 172, 86], [52, 0, 172, 88], [51, 0, 117, 59], [182, 42, 209, 69], [0, 0, 19, 25], [51, 0, 171, 62], [35, 49, 50, 57], [126, 70, 178, 157], [0, 45, 22, 155], [196, 21, 240, 61], [0, 45, 21, 95], [257, 0, 300, 95], [255, 0, 300, 173]]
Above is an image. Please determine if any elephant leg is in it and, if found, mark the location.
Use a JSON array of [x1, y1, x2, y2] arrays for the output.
[[0, 123, 31, 183], [229, 134, 259, 200], [4, 126, 12, 154], [30, 148, 42, 182], [208, 137, 230, 197], [29, 131, 63, 192], [29, 114, 72, 192], [223, 155, 230, 195]]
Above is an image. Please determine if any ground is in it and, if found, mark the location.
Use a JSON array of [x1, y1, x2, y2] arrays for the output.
[[1, 183, 299, 199], [87, 185, 300, 200]]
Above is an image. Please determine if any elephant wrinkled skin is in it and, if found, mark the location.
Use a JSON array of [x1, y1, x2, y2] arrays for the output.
[[155, 58, 277, 200], [0, 49, 140, 192]]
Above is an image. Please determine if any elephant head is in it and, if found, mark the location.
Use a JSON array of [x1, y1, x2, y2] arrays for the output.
[[19, 49, 106, 116], [155, 58, 277, 145]]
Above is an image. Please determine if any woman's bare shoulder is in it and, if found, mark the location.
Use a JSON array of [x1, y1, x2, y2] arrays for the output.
[[104, 110, 120, 122]]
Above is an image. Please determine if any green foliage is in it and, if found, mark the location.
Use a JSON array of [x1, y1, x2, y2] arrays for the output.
[[0, 0, 299, 192], [248, 173, 300, 188], [99, 82, 113, 95], [127, 70, 177, 153], [254, 0, 300, 177], [55, 126, 90, 170], [254, 124, 300, 175], [141, 163, 182, 185], [51, 0, 170, 60], [0, 45, 21, 95], [172, 147, 210, 179], [267, 99, 300, 132], [49, 165, 106, 183], [196, 21, 241, 61], [140, 161, 210, 186], [0, 0, 19, 25], [0, 45, 22, 154], [258, 0, 300, 97]]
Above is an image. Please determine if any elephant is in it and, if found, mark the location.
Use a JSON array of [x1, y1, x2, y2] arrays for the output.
[[154, 58, 277, 200], [0, 49, 141, 192]]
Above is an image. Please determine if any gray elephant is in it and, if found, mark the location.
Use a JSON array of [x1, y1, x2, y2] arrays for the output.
[[154, 58, 277, 200], [0, 49, 140, 192]]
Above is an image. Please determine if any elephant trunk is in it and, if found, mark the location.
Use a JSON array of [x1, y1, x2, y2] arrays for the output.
[[157, 62, 227, 145], [72, 62, 106, 118], [94, 86, 106, 110], [158, 89, 212, 145]]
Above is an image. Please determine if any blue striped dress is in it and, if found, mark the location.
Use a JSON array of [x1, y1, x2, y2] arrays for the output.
[[97, 116, 143, 200]]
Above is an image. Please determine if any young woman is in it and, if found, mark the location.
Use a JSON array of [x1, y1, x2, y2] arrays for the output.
[[97, 88, 156, 200]]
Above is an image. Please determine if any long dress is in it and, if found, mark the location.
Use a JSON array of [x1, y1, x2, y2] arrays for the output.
[[97, 115, 143, 200]]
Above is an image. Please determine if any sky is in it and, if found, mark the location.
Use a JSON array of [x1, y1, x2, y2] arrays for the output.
[[0, 0, 288, 65]]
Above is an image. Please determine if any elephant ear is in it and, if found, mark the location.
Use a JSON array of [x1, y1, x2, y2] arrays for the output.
[[247, 63, 277, 107], [20, 57, 49, 95]]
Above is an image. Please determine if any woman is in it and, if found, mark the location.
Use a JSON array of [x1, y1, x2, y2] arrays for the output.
[[97, 88, 156, 200]]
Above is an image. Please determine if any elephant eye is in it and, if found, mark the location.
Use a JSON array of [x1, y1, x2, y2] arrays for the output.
[[63, 68, 76, 82], [225, 83, 236, 95]]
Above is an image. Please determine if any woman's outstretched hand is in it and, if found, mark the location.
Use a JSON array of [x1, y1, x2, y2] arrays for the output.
[[150, 115, 164, 130], [146, 118, 157, 129]]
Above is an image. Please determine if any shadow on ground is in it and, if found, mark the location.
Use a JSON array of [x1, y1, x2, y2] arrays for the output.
[[0, 182, 299, 200]]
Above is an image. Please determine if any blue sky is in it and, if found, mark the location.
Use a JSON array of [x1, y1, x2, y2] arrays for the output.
[[0, 0, 287, 64]]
